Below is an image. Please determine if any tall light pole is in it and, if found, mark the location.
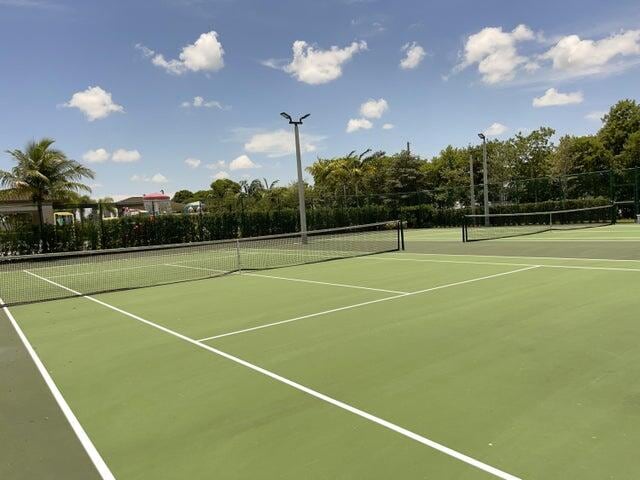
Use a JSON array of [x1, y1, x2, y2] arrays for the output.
[[281, 112, 310, 242], [469, 154, 476, 215], [478, 133, 490, 226]]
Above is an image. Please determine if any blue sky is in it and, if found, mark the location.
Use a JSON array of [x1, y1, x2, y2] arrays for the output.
[[1, 0, 639, 200]]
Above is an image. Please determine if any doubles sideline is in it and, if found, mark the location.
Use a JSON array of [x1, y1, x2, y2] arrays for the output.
[[0, 300, 115, 480], [21, 269, 524, 480]]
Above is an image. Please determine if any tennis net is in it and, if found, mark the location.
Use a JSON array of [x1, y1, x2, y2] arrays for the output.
[[462, 205, 615, 242], [0, 221, 403, 307]]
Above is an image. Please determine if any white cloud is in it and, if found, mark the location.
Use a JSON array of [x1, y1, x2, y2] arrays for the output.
[[151, 173, 168, 183], [359, 98, 388, 119], [541, 30, 640, 76], [130, 173, 168, 184], [0, 0, 62, 9], [229, 154, 259, 170], [585, 111, 607, 122], [483, 122, 508, 136], [455, 24, 536, 84], [136, 31, 225, 75], [346, 118, 373, 133], [382, 123, 394, 130], [212, 171, 230, 180], [205, 160, 226, 170], [400, 42, 426, 69], [524, 61, 540, 72], [273, 40, 367, 84], [532, 88, 583, 107], [63, 86, 124, 121], [244, 129, 319, 157], [181, 96, 226, 109], [112, 149, 141, 163], [184, 157, 201, 168], [82, 148, 110, 163]]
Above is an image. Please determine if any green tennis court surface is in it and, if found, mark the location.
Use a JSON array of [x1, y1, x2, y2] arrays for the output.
[[3, 224, 640, 479]]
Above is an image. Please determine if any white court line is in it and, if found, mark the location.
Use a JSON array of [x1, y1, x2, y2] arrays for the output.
[[164, 263, 408, 295], [364, 256, 640, 273], [243, 272, 408, 295], [22, 270, 522, 480], [31, 249, 360, 280], [394, 251, 640, 264], [0, 298, 115, 480], [47, 263, 173, 279], [198, 266, 539, 342], [29, 252, 239, 275], [163, 263, 230, 274], [494, 238, 640, 242]]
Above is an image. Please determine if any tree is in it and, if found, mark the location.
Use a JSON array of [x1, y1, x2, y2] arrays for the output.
[[173, 190, 194, 204], [598, 99, 640, 156], [210, 178, 240, 198], [550, 135, 613, 198], [426, 146, 473, 207], [0, 138, 94, 232], [506, 127, 556, 202], [98, 197, 117, 217], [261, 178, 279, 190], [385, 150, 425, 195], [620, 131, 640, 169], [248, 178, 265, 196]]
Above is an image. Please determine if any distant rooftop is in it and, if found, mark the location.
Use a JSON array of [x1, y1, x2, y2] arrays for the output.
[[143, 192, 170, 200]]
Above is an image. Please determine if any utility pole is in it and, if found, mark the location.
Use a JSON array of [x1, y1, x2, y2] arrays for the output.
[[281, 112, 311, 242]]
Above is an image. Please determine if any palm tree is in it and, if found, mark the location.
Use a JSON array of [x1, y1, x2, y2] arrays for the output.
[[0, 138, 95, 233], [98, 197, 117, 218], [262, 178, 279, 190]]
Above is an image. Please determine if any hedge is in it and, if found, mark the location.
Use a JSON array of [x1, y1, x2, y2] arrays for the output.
[[0, 197, 612, 255]]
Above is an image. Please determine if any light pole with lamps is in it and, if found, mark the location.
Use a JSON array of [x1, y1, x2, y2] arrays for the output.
[[477, 133, 490, 226], [281, 112, 310, 242]]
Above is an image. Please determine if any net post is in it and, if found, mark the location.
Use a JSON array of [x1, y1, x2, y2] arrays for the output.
[[462, 216, 467, 243], [399, 220, 405, 251], [635, 167, 639, 217]]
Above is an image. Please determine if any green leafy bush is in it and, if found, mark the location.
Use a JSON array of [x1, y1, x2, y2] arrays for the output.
[[0, 197, 613, 255]]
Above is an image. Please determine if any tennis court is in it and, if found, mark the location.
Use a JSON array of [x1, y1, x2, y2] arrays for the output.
[[3, 222, 640, 479]]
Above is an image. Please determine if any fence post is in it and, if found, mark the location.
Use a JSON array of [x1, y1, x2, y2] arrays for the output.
[[198, 208, 204, 241], [609, 169, 615, 202], [98, 203, 104, 248], [635, 167, 639, 217]]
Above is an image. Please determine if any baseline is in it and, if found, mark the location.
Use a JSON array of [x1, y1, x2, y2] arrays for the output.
[[362, 256, 640, 273]]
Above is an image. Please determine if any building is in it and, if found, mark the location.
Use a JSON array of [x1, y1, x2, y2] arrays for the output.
[[143, 192, 172, 214], [0, 189, 54, 225], [115, 196, 145, 216], [115, 191, 173, 216]]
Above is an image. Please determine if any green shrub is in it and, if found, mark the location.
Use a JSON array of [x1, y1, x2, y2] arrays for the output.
[[0, 197, 613, 255]]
